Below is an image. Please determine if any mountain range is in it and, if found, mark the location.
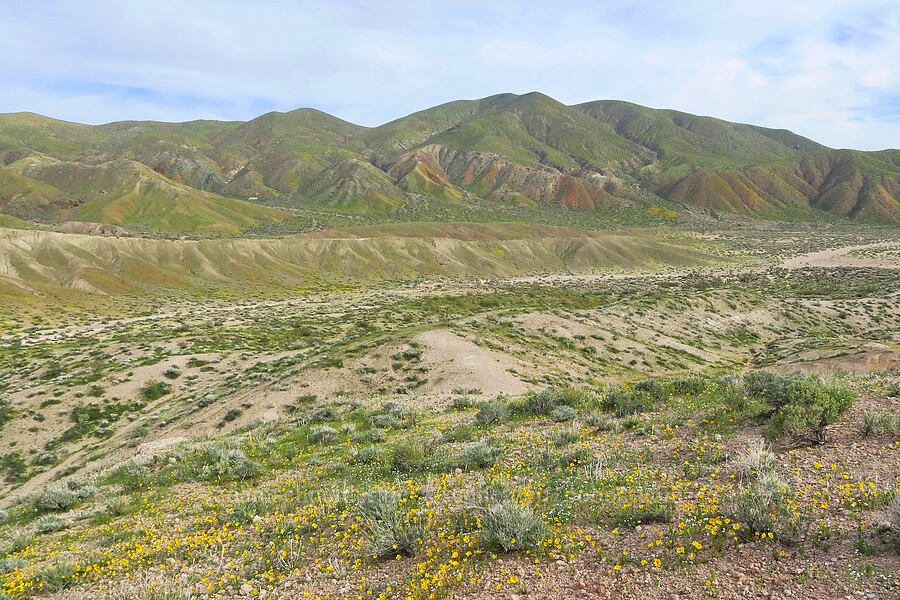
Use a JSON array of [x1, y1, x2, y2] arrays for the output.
[[1, 92, 898, 233]]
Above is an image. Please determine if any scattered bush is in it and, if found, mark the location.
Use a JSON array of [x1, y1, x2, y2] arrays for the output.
[[35, 514, 67, 534], [445, 424, 475, 442], [549, 405, 577, 422], [140, 380, 172, 401], [390, 441, 427, 473], [859, 412, 900, 438], [353, 447, 385, 464], [457, 442, 503, 470], [762, 376, 856, 445], [633, 379, 665, 400], [732, 439, 778, 481], [32, 487, 77, 513], [671, 376, 706, 396], [37, 563, 76, 592], [474, 400, 510, 426], [306, 405, 339, 424], [117, 461, 150, 491], [889, 493, 900, 532], [449, 396, 475, 411], [162, 366, 181, 380], [0, 556, 27, 574], [308, 425, 338, 444], [0, 509, 7, 525], [602, 388, 649, 417], [472, 498, 546, 553], [553, 427, 580, 446], [190, 442, 261, 482], [358, 489, 423, 558]]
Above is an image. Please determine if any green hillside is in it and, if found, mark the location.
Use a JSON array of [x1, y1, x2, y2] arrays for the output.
[[1, 93, 899, 231]]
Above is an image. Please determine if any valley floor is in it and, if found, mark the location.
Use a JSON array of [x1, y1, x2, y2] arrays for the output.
[[0, 228, 898, 600]]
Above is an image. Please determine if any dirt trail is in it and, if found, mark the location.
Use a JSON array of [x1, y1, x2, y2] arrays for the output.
[[778, 242, 898, 269]]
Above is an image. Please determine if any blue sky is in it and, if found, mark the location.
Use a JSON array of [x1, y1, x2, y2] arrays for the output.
[[1, 0, 898, 150]]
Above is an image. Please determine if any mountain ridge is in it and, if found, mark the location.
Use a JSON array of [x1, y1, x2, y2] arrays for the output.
[[1, 93, 898, 232]]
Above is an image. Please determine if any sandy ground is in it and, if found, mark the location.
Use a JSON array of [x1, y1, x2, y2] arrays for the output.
[[779, 242, 899, 269]]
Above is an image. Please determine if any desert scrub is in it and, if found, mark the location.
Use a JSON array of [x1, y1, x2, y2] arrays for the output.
[[471, 495, 547, 553], [732, 439, 778, 481], [859, 412, 900, 437], [762, 376, 856, 445], [358, 489, 424, 558], [304, 405, 339, 424], [889, 494, 900, 532], [115, 460, 150, 491], [171, 441, 261, 483], [449, 396, 475, 411], [308, 425, 338, 444], [602, 388, 650, 417], [31, 482, 96, 513], [456, 442, 503, 471], [140, 379, 172, 401], [474, 400, 510, 426], [390, 441, 428, 473], [35, 514, 67, 534], [523, 386, 591, 416], [549, 405, 577, 422]]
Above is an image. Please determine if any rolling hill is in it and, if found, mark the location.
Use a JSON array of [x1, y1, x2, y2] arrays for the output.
[[1, 93, 898, 232]]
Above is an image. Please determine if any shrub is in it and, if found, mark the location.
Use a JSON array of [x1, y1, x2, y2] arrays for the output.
[[457, 442, 503, 470], [358, 490, 423, 558], [473, 499, 546, 553], [369, 414, 401, 429], [549, 406, 577, 422], [553, 427, 580, 447], [606, 500, 673, 528], [889, 493, 900, 532], [37, 563, 76, 592], [474, 400, 510, 427], [353, 447, 385, 464], [633, 379, 665, 400], [0, 556, 27, 574], [0, 509, 7, 525], [762, 377, 857, 445], [162, 366, 181, 380], [445, 424, 475, 442], [390, 441, 427, 473], [523, 386, 589, 416], [859, 412, 900, 437], [306, 405, 339, 424], [193, 442, 261, 482], [584, 411, 613, 430], [732, 439, 778, 481], [603, 389, 649, 417], [672, 376, 706, 395], [859, 412, 879, 437], [308, 425, 338, 444], [228, 499, 269, 524], [728, 488, 796, 542], [118, 461, 150, 491], [140, 380, 172, 401], [35, 514, 67, 534], [741, 371, 794, 408], [32, 487, 77, 513], [449, 396, 475, 411]]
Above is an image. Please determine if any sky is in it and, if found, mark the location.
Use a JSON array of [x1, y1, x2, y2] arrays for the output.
[[0, 0, 898, 150]]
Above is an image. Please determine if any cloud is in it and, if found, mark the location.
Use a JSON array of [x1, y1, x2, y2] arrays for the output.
[[0, 0, 897, 149]]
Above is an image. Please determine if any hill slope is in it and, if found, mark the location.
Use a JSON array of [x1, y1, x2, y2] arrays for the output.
[[1, 94, 898, 229]]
